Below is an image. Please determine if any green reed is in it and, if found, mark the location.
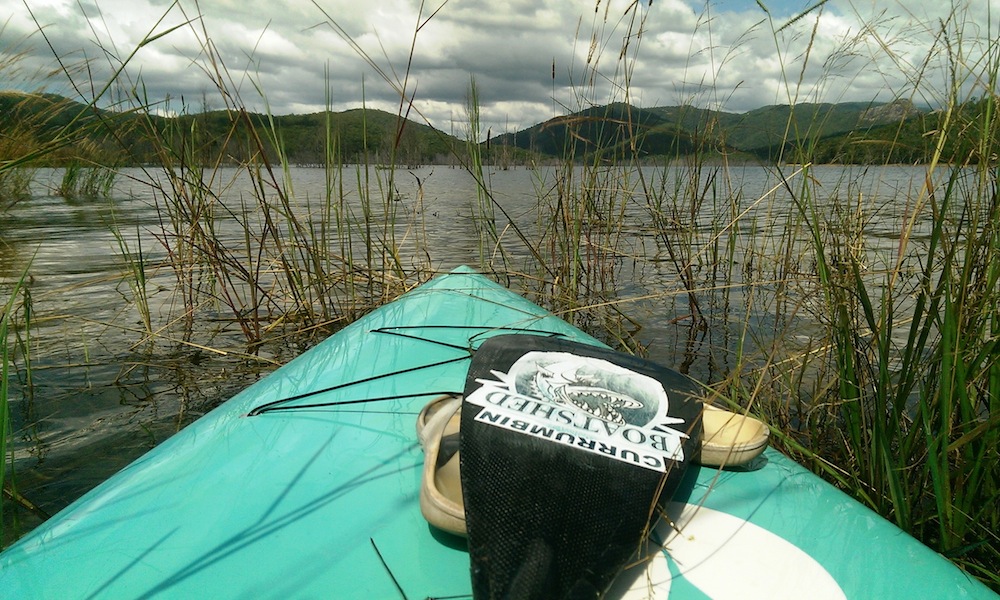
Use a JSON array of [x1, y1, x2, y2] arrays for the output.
[[0, 264, 33, 546], [95, 15, 435, 354], [729, 7, 1000, 586], [773, 163, 1000, 587], [110, 218, 152, 336], [0, 167, 34, 211], [536, 142, 642, 349], [460, 6, 656, 351], [0, 20, 111, 544], [0, 285, 13, 543], [465, 78, 497, 267], [57, 161, 117, 200]]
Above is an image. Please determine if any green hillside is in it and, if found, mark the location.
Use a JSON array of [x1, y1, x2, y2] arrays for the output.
[[491, 102, 699, 161], [0, 92, 463, 167], [720, 101, 915, 152], [809, 99, 995, 164], [0, 92, 126, 165], [492, 99, 923, 163], [6, 91, 993, 167]]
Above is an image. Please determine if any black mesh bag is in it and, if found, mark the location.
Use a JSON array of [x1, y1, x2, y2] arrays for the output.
[[460, 334, 703, 599]]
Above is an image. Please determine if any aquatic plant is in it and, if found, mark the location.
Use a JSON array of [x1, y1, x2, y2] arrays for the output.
[[714, 5, 1000, 586], [110, 218, 152, 336], [60, 4, 440, 355], [0, 265, 32, 546], [0, 167, 34, 211], [57, 160, 117, 200]]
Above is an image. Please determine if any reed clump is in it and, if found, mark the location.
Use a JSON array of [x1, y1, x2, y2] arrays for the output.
[[703, 8, 1000, 588], [0, 167, 34, 211], [74, 12, 438, 356], [56, 160, 117, 200], [0, 265, 33, 546]]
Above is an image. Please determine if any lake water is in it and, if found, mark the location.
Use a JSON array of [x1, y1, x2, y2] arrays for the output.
[[0, 162, 945, 540]]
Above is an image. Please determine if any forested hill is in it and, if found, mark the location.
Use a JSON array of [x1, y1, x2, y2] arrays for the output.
[[490, 99, 942, 163], [2, 91, 991, 165], [0, 92, 460, 167]]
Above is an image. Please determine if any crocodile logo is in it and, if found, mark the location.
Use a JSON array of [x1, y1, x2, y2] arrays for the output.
[[530, 361, 643, 425]]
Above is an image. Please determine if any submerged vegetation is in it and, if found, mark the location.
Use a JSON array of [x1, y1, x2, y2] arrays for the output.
[[1, 0, 998, 591]]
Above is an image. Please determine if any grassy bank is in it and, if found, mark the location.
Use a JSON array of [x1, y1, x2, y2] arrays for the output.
[[1, 0, 997, 591]]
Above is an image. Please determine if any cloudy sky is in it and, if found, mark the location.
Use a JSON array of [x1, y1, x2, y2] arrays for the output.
[[3, 0, 997, 135]]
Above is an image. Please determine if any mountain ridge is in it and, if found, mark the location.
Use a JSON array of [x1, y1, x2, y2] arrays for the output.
[[0, 91, 964, 166]]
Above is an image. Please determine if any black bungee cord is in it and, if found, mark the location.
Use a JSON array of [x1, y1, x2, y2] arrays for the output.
[[246, 325, 567, 417]]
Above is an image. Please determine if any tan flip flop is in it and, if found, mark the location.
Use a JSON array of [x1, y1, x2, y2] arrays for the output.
[[416, 394, 462, 447], [416, 394, 466, 536], [700, 404, 770, 467]]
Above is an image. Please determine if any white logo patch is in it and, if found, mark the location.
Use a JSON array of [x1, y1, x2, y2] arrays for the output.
[[466, 351, 688, 472]]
